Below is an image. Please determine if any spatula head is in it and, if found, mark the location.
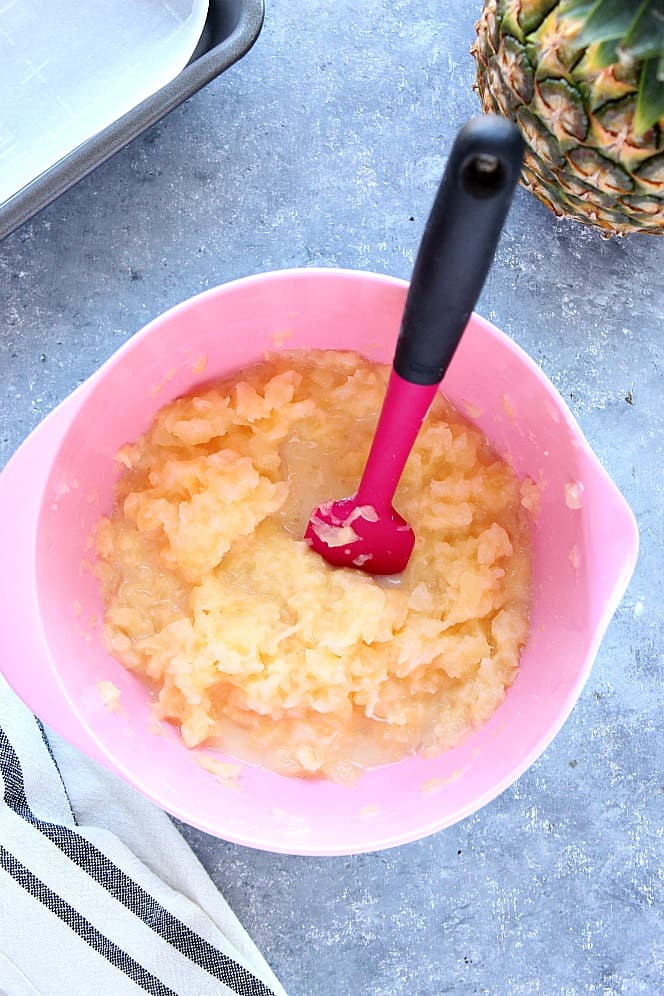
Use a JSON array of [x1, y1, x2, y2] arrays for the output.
[[304, 496, 415, 575]]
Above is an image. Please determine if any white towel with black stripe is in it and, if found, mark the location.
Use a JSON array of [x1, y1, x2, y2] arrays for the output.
[[0, 677, 287, 996]]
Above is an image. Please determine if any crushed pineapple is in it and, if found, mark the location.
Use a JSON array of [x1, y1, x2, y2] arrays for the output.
[[95, 351, 531, 783]]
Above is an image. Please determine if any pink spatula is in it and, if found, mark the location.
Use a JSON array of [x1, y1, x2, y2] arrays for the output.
[[305, 116, 524, 575]]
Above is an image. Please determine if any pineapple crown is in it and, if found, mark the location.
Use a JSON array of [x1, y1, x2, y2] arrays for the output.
[[568, 0, 664, 133]]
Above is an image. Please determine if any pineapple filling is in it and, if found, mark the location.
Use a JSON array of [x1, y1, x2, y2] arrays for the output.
[[95, 351, 532, 783]]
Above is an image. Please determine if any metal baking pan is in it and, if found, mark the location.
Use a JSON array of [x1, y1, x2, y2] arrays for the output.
[[0, 0, 264, 241]]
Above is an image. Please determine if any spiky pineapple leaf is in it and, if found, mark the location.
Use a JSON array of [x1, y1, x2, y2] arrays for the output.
[[622, 2, 664, 61], [566, 0, 664, 59], [573, 0, 646, 46], [585, 37, 620, 70], [635, 56, 664, 132], [562, 0, 603, 16]]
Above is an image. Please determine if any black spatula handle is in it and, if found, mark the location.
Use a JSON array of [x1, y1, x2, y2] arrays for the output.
[[393, 116, 524, 386]]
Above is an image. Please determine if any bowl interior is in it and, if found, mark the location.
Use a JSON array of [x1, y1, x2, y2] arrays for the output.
[[35, 269, 637, 853]]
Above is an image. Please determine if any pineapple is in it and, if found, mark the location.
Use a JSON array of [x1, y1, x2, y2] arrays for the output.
[[471, 0, 664, 236]]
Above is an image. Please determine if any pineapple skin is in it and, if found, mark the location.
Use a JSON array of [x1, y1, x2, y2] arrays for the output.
[[471, 0, 664, 237]]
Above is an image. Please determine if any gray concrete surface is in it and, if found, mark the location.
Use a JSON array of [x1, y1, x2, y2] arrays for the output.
[[1, 2, 662, 994]]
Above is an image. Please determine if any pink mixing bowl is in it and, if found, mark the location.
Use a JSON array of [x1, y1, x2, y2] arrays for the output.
[[0, 268, 638, 855]]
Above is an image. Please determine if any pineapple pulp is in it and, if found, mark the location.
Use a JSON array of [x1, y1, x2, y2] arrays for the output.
[[95, 351, 532, 783]]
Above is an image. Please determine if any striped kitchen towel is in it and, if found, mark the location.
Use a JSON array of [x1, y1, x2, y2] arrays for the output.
[[0, 677, 287, 996]]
